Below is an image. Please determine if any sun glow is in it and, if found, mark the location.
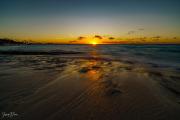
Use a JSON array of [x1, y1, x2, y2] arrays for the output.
[[90, 38, 99, 45], [92, 41, 97, 45]]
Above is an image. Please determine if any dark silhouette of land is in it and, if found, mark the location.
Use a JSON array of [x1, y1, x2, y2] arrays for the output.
[[0, 38, 56, 45], [0, 38, 24, 45]]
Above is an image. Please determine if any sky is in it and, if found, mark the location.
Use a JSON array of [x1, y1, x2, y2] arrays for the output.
[[0, 0, 180, 44]]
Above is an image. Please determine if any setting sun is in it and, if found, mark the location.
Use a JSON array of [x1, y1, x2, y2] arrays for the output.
[[92, 41, 97, 45], [90, 37, 100, 45]]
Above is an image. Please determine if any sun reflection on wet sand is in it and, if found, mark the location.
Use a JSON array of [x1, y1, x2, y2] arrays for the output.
[[85, 61, 101, 81], [78, 48, 103, 81], [89, 50, 100, 58]]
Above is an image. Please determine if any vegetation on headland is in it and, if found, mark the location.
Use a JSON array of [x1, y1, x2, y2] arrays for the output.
[[0, 38, 58, 45], [0, 38, 29, 45]]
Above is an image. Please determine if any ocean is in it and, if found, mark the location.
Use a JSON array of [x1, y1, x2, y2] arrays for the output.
[[0, 45, 180, 69]]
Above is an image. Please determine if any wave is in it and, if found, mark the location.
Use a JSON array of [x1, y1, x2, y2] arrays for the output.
[[0, 50, 83, 55]]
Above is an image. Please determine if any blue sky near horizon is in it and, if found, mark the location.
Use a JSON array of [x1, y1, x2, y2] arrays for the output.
[[0, 0, 180, 43]]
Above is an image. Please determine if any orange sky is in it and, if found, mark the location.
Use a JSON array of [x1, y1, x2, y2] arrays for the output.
[[19, 35, 179, 44]]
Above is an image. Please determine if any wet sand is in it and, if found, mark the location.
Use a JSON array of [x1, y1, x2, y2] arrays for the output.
[[0, 49, 180, 120]]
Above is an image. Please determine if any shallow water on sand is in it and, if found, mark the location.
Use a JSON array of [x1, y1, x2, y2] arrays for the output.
[[0, 45, 180, 120]]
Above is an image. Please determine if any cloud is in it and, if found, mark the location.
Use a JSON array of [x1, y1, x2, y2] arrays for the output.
[[138, 28, 145, 31], [103, 41, 127, 44], [69, 40, 77, 43], [94, 35, 103, 39], [127, 28, 145, 35], [139, 37, 147, 42], [77, 36, 86, 40], [151, 36, 161, 41], [127, 31, 136, 35], [152, 36, 161, 39], [108, 37, 115, 40], [173, 37, 177, 39]]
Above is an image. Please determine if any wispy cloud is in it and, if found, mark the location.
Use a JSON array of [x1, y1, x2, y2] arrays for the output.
[[103, 41, 127, 44], [127, 28, 145, 35], [138, 28, 145, 31], [152, 36, 161, 39], [127, 31, 136, 35]]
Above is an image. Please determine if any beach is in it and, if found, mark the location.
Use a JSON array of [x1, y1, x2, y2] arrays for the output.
[[0, 45, 180, 120]]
